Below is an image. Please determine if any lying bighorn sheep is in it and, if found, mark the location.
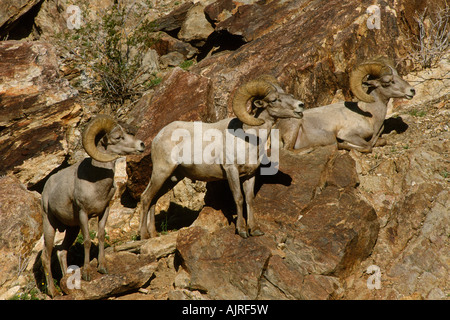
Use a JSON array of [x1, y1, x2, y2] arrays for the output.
[[41, 115, 145, 297], [139, 75, 304, 239], [277, 58, 416, 152]]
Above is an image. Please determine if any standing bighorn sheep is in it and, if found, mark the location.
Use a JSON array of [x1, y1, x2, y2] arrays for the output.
[[277, 57, 416, 152], [139, 75, 304, 239], [41, 115, 145, 297]]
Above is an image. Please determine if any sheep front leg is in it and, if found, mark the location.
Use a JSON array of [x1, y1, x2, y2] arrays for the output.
[[369, 124, 385, 148], [224, 165, 247, 238], [337, 134, 373, 153], [242, 175, 264, 236], [277, 118, 302, 150], [79, 209, 92, 281], [97, 207, 109, 274], [42, 215, 57, 297]]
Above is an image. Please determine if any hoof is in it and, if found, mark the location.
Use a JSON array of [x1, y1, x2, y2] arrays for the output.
[[238, 230, 249, 239], [250, 229, 264, 237], [140, 231, 150, 240], [46, 285, 58, 298], [82, 271, 91, 282], [97, 266, 108, 275], [376, 138, 387, 147]]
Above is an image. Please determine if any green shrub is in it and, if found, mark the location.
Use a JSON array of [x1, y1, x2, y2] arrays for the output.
[[58, 0, 161, 112]]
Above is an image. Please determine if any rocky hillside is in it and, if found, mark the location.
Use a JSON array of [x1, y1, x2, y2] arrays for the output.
[[0, 0, 448, 300]]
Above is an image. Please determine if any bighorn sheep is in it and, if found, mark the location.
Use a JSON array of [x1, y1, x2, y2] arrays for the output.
[[41, 115, 145, 297], [139, 76, 304, 239], [277, 58, 416, 152]]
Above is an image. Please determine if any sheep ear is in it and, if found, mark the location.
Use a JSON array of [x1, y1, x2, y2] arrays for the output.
[[380, 74, 393, 82], [108, 125, 123, 138], [254, 99, 268, 108], [379, 74, 394, 87]]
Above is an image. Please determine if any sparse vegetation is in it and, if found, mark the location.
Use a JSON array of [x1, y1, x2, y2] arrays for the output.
[[179, 59, 194, 70], [407, 4, 450, 69], [10, 287, 41, 300], [76, 230, 110, 247], [409, 109, 427, 117], [57, 0, 161, 114], [160, 215, 169, 235]]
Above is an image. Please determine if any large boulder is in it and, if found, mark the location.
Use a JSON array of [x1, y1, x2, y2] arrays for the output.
[[0, 176, 43, 297], [175, 147, 380, 299], [177, 225, 271, 299], [0, 41, 80, 188], [178, 3, 214, 45], [58, 251, 157, 300]]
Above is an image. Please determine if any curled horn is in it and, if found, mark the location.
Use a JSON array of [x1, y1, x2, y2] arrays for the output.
[[82, 115, 120, 162], [232, 77, 276, 126], [349, 59, 392, 103]]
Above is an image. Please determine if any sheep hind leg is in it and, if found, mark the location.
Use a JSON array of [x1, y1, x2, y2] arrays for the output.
[[78, 209, 92, 281], [140, 177, 163, 239], [140, 166, 177, 239], [97, 207, 109, 274], [56, 225, 80, 277]]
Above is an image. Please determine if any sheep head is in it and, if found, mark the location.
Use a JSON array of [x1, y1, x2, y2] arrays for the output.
[[350, 57, 415, 102], [349, 58, 393, 103], [232, 75, 304, 126], [82, 115, 145, 162], [232, 77, 276, 126]]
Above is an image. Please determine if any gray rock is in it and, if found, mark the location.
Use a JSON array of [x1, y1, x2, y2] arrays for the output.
[[178, 3, 214, 45], [58, 252, 157, 300]]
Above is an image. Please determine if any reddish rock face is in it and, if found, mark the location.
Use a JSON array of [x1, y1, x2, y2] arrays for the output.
[[126, 68, 213, 198], [177, 225, 272, 299], [0, 41, 80, 186]]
